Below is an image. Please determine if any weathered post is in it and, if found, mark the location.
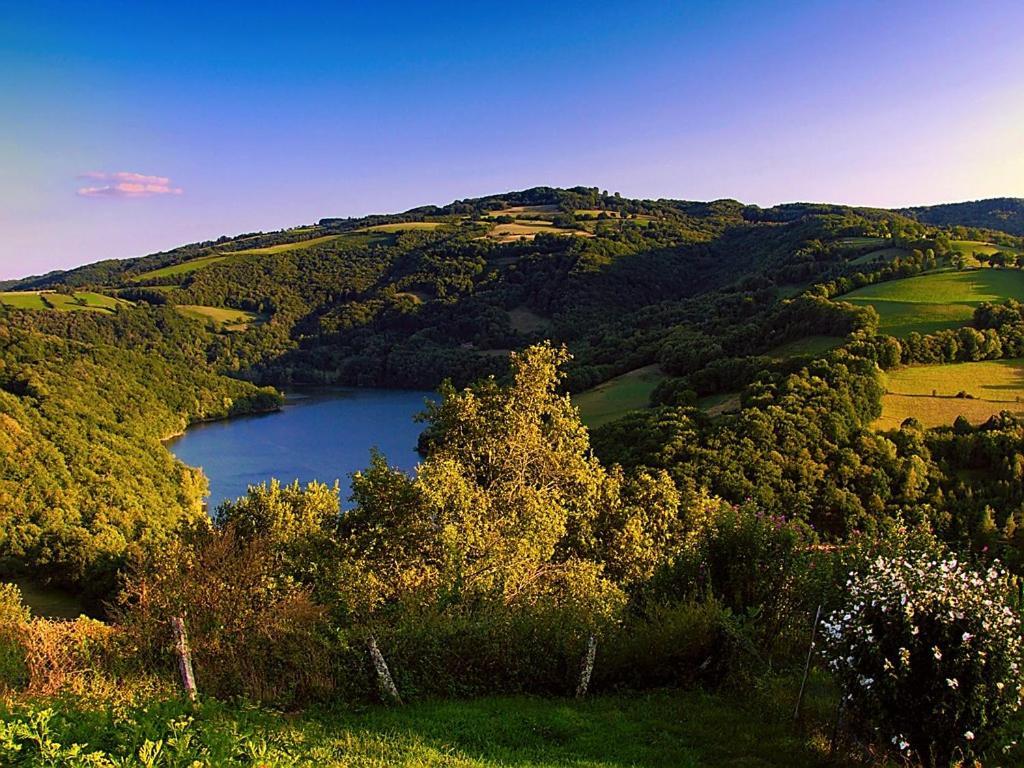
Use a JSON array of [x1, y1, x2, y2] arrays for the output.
[[170, 616, 197, 702], [367, 634, 402, 705], [793, 604, 822, 721], [575, 634, 597, 699]]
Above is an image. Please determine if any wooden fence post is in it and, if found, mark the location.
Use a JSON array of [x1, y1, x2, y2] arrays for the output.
[[793, 604, 822, 721], [170, 616, 197, 702], [576, 634, 597, 699], [367, 634, 402, 705]]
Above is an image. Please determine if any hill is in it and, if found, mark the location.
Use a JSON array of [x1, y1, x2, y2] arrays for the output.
[[902, 197, 1024, 236]]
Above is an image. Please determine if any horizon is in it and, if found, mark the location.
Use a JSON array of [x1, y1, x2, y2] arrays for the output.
[[2, 186, 1019, 283], [3, 0, 1023, 279]]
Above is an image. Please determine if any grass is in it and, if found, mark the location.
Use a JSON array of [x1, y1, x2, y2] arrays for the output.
[[0, 291, 125, 313], [837, 236, 888, 248], [175, 305, 262, 331], [874, 358, 1024, 429], [698, 391, 742, 417], [131, 253, 230, 281], [574, 365, 666, 427], [132, 235, 359, 282], [0, 688, 841, 767], [508, 306, 550, 334], [842, 269, 1024, 337], [849, 246, 907, 266], [359, 222, 447, 233], [949, 240, 1022, 257], [227, 234, 342, 256], [765, 336, 844, 360]]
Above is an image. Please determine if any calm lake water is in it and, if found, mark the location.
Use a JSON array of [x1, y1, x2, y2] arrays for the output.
[[168, 387, 435, 510]]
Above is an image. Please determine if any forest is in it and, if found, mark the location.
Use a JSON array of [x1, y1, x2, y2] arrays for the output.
[[3, 188, 1024, 765]]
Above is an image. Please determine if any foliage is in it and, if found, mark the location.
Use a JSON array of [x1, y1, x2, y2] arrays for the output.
[[821, 553, 1024, 767]]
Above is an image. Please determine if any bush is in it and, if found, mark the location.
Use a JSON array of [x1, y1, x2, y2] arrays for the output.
[[0, 584, 29, 692], [821, 555, 1024, 767]]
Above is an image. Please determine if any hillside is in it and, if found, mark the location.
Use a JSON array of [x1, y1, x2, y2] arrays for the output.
[[902, 197, 1024, 236]]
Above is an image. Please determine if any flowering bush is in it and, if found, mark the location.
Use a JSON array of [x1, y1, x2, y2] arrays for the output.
[[821, 555, 1024, 767]]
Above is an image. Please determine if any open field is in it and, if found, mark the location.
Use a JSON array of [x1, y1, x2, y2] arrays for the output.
[[842, 269, 1024, 336], [228, 234, 342, 255], [360, 221, 447, 233], [874, 358, 1024, 429], [837, 236, 889, 248], [574, 365, 666, 427], [766, 335, 844, 359], [949, 240, 1022, 257], [0, 291, 126, 313], [175, 304, 262, 331], [508, 306, 550, 333], [131, 253, 231, 281], [698, 391, 742, 417], [849, 246, 908, 266]]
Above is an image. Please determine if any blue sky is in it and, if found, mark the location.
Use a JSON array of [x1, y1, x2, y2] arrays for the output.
[[1, 0, 1023, 278]]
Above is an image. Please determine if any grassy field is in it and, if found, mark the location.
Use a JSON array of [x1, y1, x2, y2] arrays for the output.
[[949, 240, 1022, 257], [1, 687, 843, 767], [175, 304, 262, 331], [837, 236, 888, 248], [227, 234, 343, 256], [360, 221, 447, 233], [0, 291, 125, 313], [574, 365, 666, 427], [875, 358, 1024, 429], [698, 391, 742, 417], [849, 246, 908, 266], [131, 253, 231, 281], [766, 335, 844, 359], [842, 269, 1024, 336]]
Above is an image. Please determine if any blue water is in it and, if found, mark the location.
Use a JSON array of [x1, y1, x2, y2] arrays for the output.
[[168, 387, 434, 510]]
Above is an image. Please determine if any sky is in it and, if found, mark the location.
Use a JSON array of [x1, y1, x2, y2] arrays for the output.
[[1, 0, 1023, 279]]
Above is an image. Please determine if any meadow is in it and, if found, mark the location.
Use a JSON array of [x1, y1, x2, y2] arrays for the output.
[[174, 305, 262, 331], [874, 358, 1024, 429], [842, 268, 1024, 336], [0, 291, 125, 313], [573, 365, 666, 427]]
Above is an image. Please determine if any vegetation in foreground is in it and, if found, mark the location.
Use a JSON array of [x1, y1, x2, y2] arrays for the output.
[[0, 687, 845, 767]]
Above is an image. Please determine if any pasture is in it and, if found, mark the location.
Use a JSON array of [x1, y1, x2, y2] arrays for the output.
[[359, 221, 447, 233], [765, 335, 844, 359], [842, 269, 1024, 336], [0, 291, 125, 313], [175, 304, 262, 331], [874, 358, 1024, 429], [574, 365, 666, 427], [131, 252, 230, 281]]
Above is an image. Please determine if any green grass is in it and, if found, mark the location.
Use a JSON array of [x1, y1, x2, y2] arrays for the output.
[[574, 365, 666, 427], [849, 246, 908, 266], [949, 240, 1022, 257], [228, 234, 342, 256], [842, 269, 1024, 337], [0, 291, 125, 313], [837, 236, 888, 248], [132, 253, 231, 281], [0, 291, 49, 310], [875, 358, 1024, 429], [0, 688, 841, 767], [175, 305, 261, 331], [697, 391, 742, 417], [765, 335, 844, 360]]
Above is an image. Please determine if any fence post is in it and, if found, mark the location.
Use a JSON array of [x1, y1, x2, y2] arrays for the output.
[[367, 634, 402, 705], [170, 616, 197, 702], [793, 604, 822, 721], [576, 634, 597, 699]]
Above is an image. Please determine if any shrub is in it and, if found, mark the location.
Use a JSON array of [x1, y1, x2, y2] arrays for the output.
[[0, 584, 29, 692], [821, 555, 1024, 767]]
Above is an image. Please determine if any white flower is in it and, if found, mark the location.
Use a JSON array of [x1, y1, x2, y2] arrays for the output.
[[946, 678, 959, 689], [965, 731, 974, 741]]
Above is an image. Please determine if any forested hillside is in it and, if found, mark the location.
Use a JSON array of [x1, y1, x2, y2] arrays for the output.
[[4, 186, 1024, 596]]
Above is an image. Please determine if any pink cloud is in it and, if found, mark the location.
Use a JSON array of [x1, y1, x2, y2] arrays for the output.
[[77, 171, 183, 198]]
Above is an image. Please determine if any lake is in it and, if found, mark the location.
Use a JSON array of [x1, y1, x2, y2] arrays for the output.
[[168, 387, 435, 509]]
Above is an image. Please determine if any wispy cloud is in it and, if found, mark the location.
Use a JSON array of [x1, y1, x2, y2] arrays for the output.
[[77, 171, 183, 198]]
